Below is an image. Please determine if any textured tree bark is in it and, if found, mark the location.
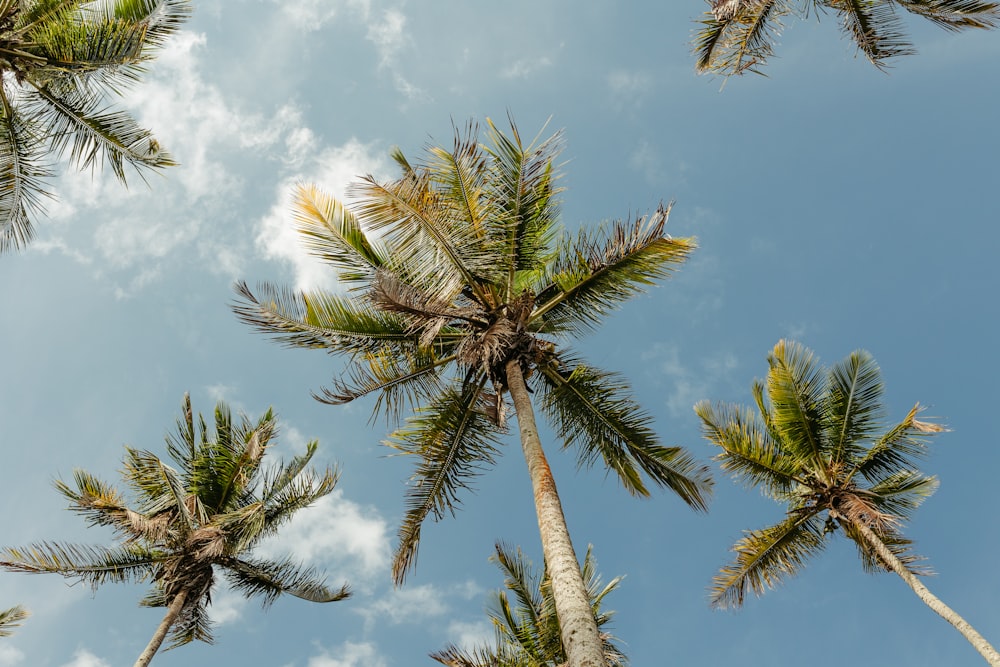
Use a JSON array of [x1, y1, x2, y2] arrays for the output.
[[506, 359, 606, 667], [134, 588, 188, 667], [849, 517, 1000, 666]]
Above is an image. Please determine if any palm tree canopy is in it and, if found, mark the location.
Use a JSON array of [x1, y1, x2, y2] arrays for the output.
[[695, 339, 943, 609], [0, 605, 28, 637], [0, 0, 190, 252], [234, 117, 714, 583], [430, 542, 627, 667], [694, 0, 1000, 76], [0, 394, 349, 648]]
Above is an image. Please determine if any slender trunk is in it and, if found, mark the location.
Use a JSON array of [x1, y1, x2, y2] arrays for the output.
[[134, 589, 188, 667], [850, 517, 1000, 666], [505, 359, 606, 667]]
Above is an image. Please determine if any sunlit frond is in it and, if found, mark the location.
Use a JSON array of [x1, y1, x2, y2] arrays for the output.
[[223, 556, 350, 606], [533, 205, 695, 336], [824, 349, 885, 465], [694, 0, 787, 76], [0, 605, 29, 638], [835, 0, 914, 67], [765, 339, 828, 466], [894, 0, 1000, 29], [865, 469, 939, 520], [850, 403, 940, 482], [710, 512, 827, 609], [539, 357, 713, 508], [0, 541, 157, 587], [0, 89, 53, 253], [388, 379, 503, 584]]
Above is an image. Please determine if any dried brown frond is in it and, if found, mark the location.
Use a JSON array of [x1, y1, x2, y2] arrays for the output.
[[832, 492, 900, 532], [189, 525, 226, 560]]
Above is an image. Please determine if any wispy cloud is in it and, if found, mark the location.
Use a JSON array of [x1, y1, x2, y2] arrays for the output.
[[306, 641, 387, 667], [644, 342, 739, 417], [58, 650, 111, 667]]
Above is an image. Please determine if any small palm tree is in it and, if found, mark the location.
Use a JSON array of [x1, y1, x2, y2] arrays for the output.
[[0, 0, 190, 252], [696, 339, 1000, 665], [235, 117, 713, 667], [0, 394, 350, 667], [0, 605, 28, 637], [431, 542, 627, 667], [694, 0, 1000, 76]]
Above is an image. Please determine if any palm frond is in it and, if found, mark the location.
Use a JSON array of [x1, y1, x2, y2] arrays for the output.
[[0, 605, 28, 638], [491, 541, 545, 633], [840, 521, 932, 575], [123, 447, 194, 531], [0, 89, 53, 253], [694, 0, 787, 76], [865, 469, 939, 520], [0, 541, 157, 587], [834, 0, 915, 67], [894, 0, 1000, 28], [711, 512, 827, 608], [765, 339, 828, 468], [695, 400, 803, 498], [166, 593, 214, 648], [222, 556, 350, 606], [532, 205, 695, 336], [56, 470, 172, 542], [824, 349, 885, 466], [850, 403, 941, 483], [109, 0, 192, 51], [388, 379, 503, 584], [538, 357, 713, 508], [292, 182, 387, 285], [430, 644, 503, 667]]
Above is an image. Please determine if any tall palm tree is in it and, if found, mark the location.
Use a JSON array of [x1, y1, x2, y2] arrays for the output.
[[0, 0, 190, 252], [234, 117, 714, 667], [0, 394, 350, 667], [694, 0, 1000, 76], [431, 542, 627, 667], [695, 339, 1000, 665], [0, 605, 28, 637]]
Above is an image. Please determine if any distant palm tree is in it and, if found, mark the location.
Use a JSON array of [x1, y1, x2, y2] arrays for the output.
[[431, 542, 627, 667], [694, 0, 1000, 76], [0, 394, 350, 667], [696, 339, 1000, 665], [235, 117, 713, 667], [0, 605, 28, 637], [0, 0, 190, 252]]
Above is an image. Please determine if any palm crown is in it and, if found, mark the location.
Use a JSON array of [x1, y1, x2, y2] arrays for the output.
[[234, 118, 714, 583], [431, 542, 627, 667], [0, 394, 349, 660], [695, 0, 1000, 76], [0, 0, 190, 252]]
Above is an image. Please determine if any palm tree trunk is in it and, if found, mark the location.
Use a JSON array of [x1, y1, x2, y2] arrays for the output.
[[849, 517, 1000, 666], [134, 589, 188, 667], [505, 359, 606, 667]]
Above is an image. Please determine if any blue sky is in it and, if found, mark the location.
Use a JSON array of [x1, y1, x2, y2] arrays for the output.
[[1, 1, 998, 665]]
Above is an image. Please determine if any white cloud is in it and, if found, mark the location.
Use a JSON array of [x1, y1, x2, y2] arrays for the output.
[[59, 649, 111, 667], [501, 56, 554, 79], [607, 69, 652, 97], [0, 644, 24, 666], [307, 641, 387, 667], [277, 0, 372, 30], [645, 343, 738, 417], [255, 490, 390, 587], [446, 619, 494, 652], [255, 138, 389, 292], [208, 587, 245, 626], [367, 9, 407, 67], [365, 583, 449, 624]]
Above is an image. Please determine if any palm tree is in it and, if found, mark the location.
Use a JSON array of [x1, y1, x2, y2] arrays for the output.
[[694, 0, 1000, 76], [234, 117, 713, 667], [0, 605, 28, 637], [0, 394, 350, 667], [0, 0, 190, 252], [695, 339, 1000, 665], [431, 542, 627, 667]]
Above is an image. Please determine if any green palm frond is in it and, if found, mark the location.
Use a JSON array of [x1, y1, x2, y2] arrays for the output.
[[532, 205, 695, 336], [695, 400, 803, 498], [694, 0, 788, 75], [538, 357, 713, 508], [291, 183, 387, 285], [850, 403, 940, 482], [109, 0, 192, 50], [824, 349, 885, 466], [865, 469, 939, 519], [123, 446, 194, 530], [166, 593, 214, 648], [0, 91, 53, 252], [222, 556, 350, 606], [764, 340, 828, 468], [0, 541, 158, 586], [710, 512, 827, 609], [840, 521, 931, 575], [389, 379, 503, 584], [834, 0, 915, 67], [0, 605, 28, 638], [893, 0, 1000, 28]]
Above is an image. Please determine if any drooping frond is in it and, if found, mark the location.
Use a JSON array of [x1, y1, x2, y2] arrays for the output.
[[532, 205, 695, 336], [291, 183, 387, 286], [894, 0, 1000, 29], [834, 0, 914, 67], [694, 0, 787, 75], [710, 512, 827, 609], [538, 357, 713, 509], [388, 379, 503, 584], [56, 470, 172, 543], [122, 447, 194, 531], [0, 605, 28, 637], [0, 89, 52, 253], [864, 469, 939, 520], [695, 400, 803, 498], [840, 521, 931, 575], [765, 339, 828, 468], [823, 349, 885, 466], [850, 403, 941, 483], [222, 556, 350, 606], [166, 591, 214, 648], [0, 541, 158, 587]]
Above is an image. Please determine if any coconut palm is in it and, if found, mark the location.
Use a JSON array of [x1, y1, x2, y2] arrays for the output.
[[431, 542, 627, 667], [0, 605, 28, 637], [234, 117, 713, 667], [695, 339, 1000, 665], [694, 0, 1000, 76], [0, 0, 190, 252], [0, 394, 350, 667]]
